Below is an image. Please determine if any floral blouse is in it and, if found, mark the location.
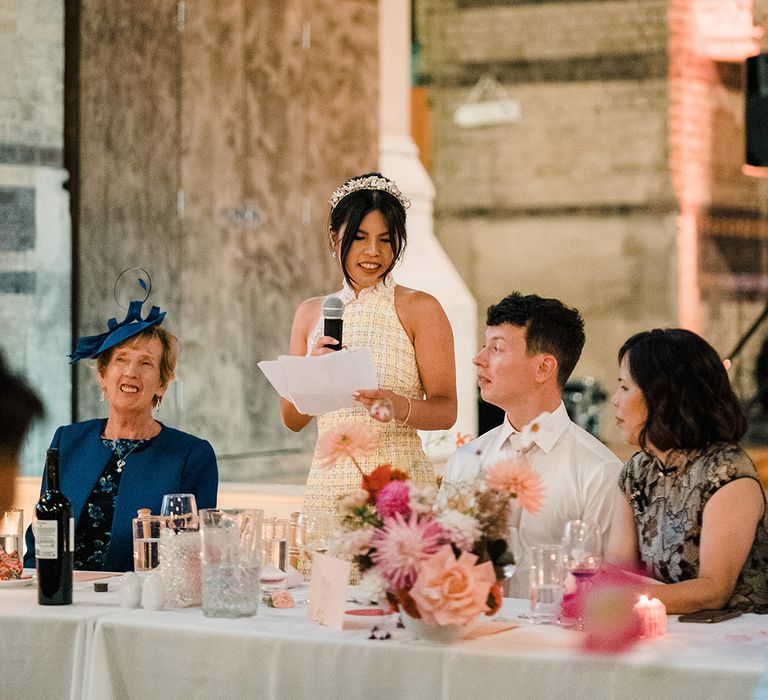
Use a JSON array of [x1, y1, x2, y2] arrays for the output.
[[74, 437, 150, 570], [619, 442, 768, 612]]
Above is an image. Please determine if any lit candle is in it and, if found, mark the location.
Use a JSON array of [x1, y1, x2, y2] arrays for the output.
[[633, 595, 667, 639]]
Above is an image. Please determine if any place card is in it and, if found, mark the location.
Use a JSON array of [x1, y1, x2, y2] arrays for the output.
[[307, 553, 352, 630]]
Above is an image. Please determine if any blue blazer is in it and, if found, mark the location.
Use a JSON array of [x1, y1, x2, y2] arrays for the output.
[[24, 419, 218, 572]]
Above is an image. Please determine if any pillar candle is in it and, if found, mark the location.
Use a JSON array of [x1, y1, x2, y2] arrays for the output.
[[633, 594, 667, 638]]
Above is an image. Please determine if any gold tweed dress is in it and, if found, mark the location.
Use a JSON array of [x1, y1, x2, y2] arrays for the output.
[[302, 280, 436, 520]]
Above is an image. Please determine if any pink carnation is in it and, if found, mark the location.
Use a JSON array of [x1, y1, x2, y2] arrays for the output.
[[314, 423, 376, 468], [371, 513, 446, 590], [485, 457, 545, 514], [376, 480, 411, 519], [409, 545, 497, 626]]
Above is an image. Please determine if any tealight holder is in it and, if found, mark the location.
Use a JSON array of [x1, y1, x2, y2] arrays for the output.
[[158, 528, 202, 608]]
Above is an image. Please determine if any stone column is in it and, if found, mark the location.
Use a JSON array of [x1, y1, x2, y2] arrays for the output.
[[378, 0, 478, 458]]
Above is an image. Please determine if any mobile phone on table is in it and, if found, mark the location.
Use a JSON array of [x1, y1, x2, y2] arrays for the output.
[[678, 609, 742, 623]]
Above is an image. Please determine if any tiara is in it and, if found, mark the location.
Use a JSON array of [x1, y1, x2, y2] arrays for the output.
[[328, 175, 411, 211]]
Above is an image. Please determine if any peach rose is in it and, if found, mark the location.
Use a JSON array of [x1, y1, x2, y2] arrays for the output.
[[409, 545, 496, 626]]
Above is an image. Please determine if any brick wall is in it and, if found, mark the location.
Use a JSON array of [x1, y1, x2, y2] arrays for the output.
[[417, 0, 678, 442]]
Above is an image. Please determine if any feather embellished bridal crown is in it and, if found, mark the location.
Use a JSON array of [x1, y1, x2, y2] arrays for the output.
[[329, 174, 411, 211]]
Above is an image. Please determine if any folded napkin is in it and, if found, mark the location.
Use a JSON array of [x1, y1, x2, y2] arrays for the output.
[[261, 564, 303, 589]]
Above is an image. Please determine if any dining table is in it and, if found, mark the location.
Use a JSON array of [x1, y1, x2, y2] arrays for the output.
[[1, 572, 767, 700]]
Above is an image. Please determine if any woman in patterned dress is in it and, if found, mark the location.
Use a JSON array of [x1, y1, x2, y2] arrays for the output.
[[606, 328, 768, 613], [281, 173, 457, 521]]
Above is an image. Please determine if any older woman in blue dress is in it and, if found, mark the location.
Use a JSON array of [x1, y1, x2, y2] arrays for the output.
[[25, 300, 218, 571]]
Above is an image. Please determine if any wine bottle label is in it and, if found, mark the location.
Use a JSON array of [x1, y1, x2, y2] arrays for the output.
[[32, 520, 58, 559], [68, 517, 74, 552]]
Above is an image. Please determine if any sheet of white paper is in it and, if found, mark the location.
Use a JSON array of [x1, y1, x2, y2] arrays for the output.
[[257, 359, 294, 402], [258, 349, 377, 416]]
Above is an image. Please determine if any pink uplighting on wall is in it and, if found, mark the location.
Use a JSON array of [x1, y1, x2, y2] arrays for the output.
[[692, 0, 763, 61], [668, 0, 762, 331]]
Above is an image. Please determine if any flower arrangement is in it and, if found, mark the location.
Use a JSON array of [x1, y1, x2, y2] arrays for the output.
[[319, 420, 546, 627]]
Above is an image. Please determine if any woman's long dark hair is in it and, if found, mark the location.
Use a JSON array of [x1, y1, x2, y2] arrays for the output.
[[329, 172, 407, 287], [619, 328, 746, 451]]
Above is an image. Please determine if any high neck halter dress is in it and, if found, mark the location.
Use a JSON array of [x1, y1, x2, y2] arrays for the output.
[[301, 280, 436, 520]]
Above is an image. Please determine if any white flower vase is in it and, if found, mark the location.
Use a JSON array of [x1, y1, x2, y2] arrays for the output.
[[400, 613, 477, 643]]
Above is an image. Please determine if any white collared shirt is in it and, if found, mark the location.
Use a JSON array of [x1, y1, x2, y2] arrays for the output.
[[440, 402, 623, 597]]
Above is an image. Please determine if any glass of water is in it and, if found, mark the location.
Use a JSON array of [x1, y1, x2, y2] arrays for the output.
[[200, 508, 263, 618], [529, 544, 566, 624], [132, 515, 165, 575], [262, 517, 289, 589], [297, 513, 333, 572]]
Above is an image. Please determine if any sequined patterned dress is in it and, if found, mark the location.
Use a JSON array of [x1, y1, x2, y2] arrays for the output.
[[302, 281, 435, 519], [619, 442, 768, 612]]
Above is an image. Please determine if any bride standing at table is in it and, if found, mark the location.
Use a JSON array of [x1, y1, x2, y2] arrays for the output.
[[281, 172, 457, 520]]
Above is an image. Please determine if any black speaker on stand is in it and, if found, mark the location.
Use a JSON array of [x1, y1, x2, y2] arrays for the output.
[[746, 53, 768, 167]]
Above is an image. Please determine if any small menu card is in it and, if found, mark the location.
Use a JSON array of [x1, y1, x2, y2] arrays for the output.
[[307, 553, 351, 630]]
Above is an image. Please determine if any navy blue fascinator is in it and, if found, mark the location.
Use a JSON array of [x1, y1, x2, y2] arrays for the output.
[[69, 268, 166, 364]]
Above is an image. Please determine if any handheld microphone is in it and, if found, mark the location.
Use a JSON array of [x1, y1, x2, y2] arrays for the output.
[[322, 296, 344, 350]]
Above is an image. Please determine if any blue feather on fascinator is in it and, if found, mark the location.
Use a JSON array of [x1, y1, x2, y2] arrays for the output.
[[69, 300, 166, 364]]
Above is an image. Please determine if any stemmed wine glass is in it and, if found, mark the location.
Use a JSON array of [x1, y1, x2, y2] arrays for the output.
[[562, 519, 602, 629], [502, 526, 519, 589], [161, 493, 199, 531], [297, 513, 334, 560], [492, 526, 519, 620], [295, 513, 335, 603]]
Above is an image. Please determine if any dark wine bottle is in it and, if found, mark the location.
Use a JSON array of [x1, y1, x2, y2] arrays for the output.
[[34, 448, 73, 605]]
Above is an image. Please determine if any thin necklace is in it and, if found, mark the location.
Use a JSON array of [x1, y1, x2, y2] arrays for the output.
[[113, 440, 145, 473]]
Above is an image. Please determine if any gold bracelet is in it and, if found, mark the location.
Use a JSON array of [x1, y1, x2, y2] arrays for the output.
[[396, 396, 412, 425]]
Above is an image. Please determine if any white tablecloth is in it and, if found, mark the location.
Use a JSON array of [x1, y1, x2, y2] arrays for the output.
[[0, 577, 120, 699], [2, 578, 767, 700]]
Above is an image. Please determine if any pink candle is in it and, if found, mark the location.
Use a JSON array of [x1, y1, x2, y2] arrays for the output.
[[634, 595, 667, 638]]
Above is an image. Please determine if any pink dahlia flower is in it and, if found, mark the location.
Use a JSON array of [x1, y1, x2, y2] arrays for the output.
[[371, 513, 445, 590], [314, 423, 376, 468], [485, 457, 545, 514], [409, 545, 496, 626], [376, 480, 412, 519]]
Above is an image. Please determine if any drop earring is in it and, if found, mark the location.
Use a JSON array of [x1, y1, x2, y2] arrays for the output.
[[100, 390, 105, 403], [331, 250, 337, 260]]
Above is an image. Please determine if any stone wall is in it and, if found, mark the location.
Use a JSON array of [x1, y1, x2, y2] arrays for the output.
[[1, 1, 378, 482], [0, 1, 71, 474], [74, 0, 379, 481]]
